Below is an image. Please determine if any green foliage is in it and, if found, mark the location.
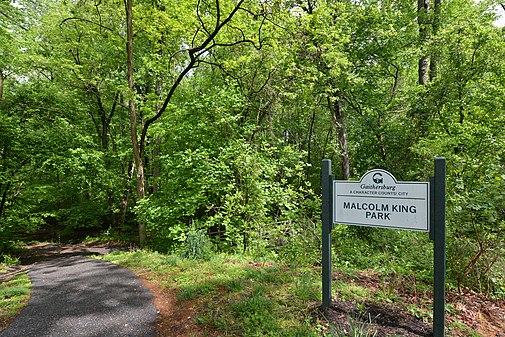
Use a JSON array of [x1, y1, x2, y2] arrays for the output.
[[410, 0, 505, 293], [181, 228, 212, 260], [1, 0, 504, 298], [294, 271, 321, 302], [0, 0, 135, 249], [140, 138, 315, 254], [0, 254, 20, 267], [231, 285, 277, 333], [332, 226, 433, 281], [134, 79, 319, 255]]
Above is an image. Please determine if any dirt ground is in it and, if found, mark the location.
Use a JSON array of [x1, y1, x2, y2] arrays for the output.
[[4, 243, 505, 337], [326, 270, 505, 337], [142, 267, 505, 337]]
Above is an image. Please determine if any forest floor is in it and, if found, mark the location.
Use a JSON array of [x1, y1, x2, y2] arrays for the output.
[[325, 270, 505, 337], [2, 242, 505, 336], [141, 267, 505, 337]]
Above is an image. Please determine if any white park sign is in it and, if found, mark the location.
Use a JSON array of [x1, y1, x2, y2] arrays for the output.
[[333, 169, 429, 231], [323, 159, 446, 336]]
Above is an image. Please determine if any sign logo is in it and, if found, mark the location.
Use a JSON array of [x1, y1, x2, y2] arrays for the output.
[[372, 172, 383, 184]]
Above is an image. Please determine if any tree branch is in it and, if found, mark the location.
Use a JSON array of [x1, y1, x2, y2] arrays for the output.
[[108, 91, 119, 123], [60, 17, 119, 37], [196, 0, 211, 38], [140, 0, 247, 156]]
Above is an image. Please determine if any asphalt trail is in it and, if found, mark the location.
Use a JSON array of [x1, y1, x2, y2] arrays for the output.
[[0, 255, 157, 337]]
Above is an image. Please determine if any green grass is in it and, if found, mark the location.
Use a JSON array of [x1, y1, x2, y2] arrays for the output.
[[334, 281, 372, 302], [100, 250, 438, 336], [98, 250, 484, 337], [100, 251, 323, 336], [447, 320, 484, 337], [0, 274, 31, 322], [327, 314, 378, 337]]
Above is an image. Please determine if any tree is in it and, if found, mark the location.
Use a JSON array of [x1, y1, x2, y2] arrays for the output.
[[0, 0, 24, 103], [124, 0, 270, 245], [125, 0, 146, 245], [413, 0, 505, 292], [417, 0, 430, 85], [0, 0, 133, 246]]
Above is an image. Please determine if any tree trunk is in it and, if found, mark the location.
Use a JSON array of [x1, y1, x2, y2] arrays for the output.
[[152, 136, 161, 193], [0, 188, 8, 218], [329, 97, 350, 180], [151, 78, 162, 194], [0, 183, 9, 217], [125, 0, 146, 247], [429, 0, 441, 80], [0, 70, 4, 103], [94, 91, 109, 149], [418, 56, 429, 85], [306, 110, 316, 179], [116, 162, 134, 234], [418, 0, 430, 85]]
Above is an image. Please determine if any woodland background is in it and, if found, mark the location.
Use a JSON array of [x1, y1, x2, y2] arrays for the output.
[[0, 0, 504, 297]]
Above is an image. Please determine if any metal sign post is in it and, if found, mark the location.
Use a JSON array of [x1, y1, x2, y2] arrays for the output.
[[321, 159, 333, 309], [432, 158, 446, 337]]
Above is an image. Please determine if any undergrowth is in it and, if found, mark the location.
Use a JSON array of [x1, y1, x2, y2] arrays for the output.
[[99, 250, 440, 336], [0, 274, 31, 327], [101, 250, 323, 335]]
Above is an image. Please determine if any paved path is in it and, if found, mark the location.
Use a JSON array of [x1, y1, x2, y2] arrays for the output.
[[1, 255, 157, 337]]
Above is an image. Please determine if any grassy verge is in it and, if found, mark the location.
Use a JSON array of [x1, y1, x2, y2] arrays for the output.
[[0, 273, 31, 330], [100, 251, 323, 336], [99, 250, 438, 336], [99, 250, 497, 337]]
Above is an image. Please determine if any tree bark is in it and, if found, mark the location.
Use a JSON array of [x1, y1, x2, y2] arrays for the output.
[[418, 0, 430, 85], [152, 136, 161, 193], [429, 0, 441, 80], [116, 162, 134, 234], [418, 57, 429, 85], [329, 97, 350, 180], [92, 86, 109, 149], [0, 70, 4, 103], [306, 110, 316, 179], [125, 0, 146, 247], [0, 185, 9, 218], [97, 91, 118, 150], [151, 78, 162, 194]]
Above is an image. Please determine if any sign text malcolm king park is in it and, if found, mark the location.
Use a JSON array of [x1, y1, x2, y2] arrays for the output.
[[334, 169, 429, 232], [321, 158, 446, 336]]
